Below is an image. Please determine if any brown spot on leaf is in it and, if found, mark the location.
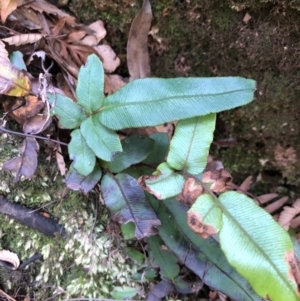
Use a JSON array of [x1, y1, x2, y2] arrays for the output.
[[202, 169, 232, 193], [138, 175, 162, 200], [187, 211, 217, 239], [285, 250, 300, 295], [177, 177, 203, 206]]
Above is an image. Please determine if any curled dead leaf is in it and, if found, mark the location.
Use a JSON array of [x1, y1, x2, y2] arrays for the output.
[[81, 20, 107, 46], [0, 250, 20, 270], [3, 95, 44, 124], [202, 169, 232, 193], [187, 211, 217, 239], [23, 114, 52, 134], [2, 33, 45, 46], [176, 177, 203, 206]]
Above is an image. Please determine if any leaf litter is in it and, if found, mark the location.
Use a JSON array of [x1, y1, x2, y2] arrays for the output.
[[0, 0, 127, 185], [0, 1, 299, 300]]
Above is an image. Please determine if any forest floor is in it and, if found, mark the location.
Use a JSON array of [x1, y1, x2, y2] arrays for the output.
[[0, 0, 300, 300]]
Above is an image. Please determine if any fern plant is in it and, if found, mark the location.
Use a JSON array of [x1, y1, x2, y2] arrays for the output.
[[49, 54, 300, 301]]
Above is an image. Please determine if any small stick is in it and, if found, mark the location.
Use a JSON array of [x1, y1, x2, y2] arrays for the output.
[[0, 126, 68, 146]]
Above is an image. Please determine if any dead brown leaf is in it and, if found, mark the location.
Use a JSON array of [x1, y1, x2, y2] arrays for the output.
[[51, 16, 66, 35], [278, 199, 300, 230], [127, 0, 152, 80], [264, 196, 289, 214], [3, 95, 44, 124], [104, 74, 126, 94], [3, 137, 39, 182], [95, 44, 120, 73], [66, 30, 87, 43], [23, 113, 52, 134], [81, 20, 106, 45], [0, 0, 18, 23], [25, 0, 75, 25], [243, 12, 252, 24], [2, 33, 45, 46], [202, 169, 232, 193]]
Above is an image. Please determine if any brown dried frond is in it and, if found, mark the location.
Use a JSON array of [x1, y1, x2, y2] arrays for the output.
[[256, 193, 279, 204], [278, 199, 300, 230], [264, 196, 289, 214], [239, 175, 253, 192]]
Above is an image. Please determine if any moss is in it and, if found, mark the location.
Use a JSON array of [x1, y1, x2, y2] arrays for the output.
[[0, 132, 139, 299]]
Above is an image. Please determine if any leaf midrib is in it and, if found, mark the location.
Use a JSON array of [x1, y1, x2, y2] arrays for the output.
[[161, 200, 259, 301], [219, 197, 296, 296], [103, 89, 252, 110]]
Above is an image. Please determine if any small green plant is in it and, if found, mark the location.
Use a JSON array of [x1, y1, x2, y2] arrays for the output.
[[49, 54, 300, 301]]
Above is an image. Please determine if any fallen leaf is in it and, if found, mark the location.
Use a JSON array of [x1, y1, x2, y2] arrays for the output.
[[2, 95, 44, 124], [25, 0, 76, 25], [80, 35, 97, 46], [0, 249, 20, 269], [127, 0, 152, 81], [81, 20, 106, 46], [87, 20, 107, 43], [104, 74, 126, 94], [51, 16, 66, 35], [278, 199, 300, 230], [65, 165, 102, 194], [3, 137, 39, 182], [0, 56, 31, 96], [23, 113, 52, 134], [0, 0, 18, 23], [238, 175, 252, 191], [27, 50, 46, 65], [264, 196, 289, 214], [66, 30, 87, 43], [2, 33, 45, 46], [95, 44, 120, 73], [202, 169, 232, 193], [243, 12, 252, 24]]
